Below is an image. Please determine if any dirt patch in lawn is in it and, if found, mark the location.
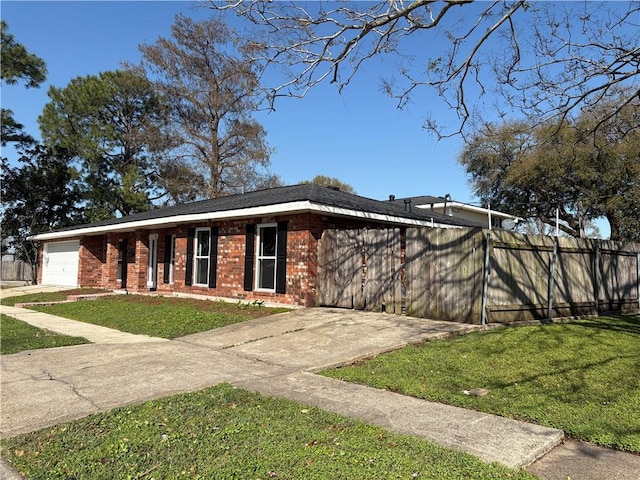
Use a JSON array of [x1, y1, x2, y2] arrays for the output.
[[110, 294, 291, 318]]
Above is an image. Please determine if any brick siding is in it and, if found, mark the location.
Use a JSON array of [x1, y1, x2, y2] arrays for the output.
[[45, 212, 400, 307]]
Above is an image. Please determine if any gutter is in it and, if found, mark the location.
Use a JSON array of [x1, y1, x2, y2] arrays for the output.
[[418, 201, 519, 219]]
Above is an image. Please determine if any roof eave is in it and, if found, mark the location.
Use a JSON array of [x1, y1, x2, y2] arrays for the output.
[[30, 201, 457, 241], [418, 202, 519, 219]]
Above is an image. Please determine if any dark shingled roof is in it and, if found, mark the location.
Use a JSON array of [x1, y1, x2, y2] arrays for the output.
[[44, 184, 483, 235]]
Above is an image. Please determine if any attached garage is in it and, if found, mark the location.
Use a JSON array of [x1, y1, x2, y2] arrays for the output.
[[41, 240, 79, 287]]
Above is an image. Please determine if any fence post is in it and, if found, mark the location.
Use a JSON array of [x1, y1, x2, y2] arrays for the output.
[[481, 233, 491, 326], [637, 252, 640, 312], [547, 236, 558, 321], [595, 244, 603, 314], [592, 244, 601, 315]]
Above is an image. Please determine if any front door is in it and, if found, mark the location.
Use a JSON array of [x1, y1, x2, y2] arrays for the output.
[[147, 234, 158, 289]]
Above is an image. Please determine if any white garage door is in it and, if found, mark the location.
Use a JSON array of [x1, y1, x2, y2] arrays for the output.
[[42, 240, 80, 287]]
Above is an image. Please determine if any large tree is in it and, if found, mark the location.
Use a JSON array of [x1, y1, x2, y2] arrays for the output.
[[132, 15, 280, 199], [1, 20, 47, 146], [459, 95, 640, 241], [214, 1, 639, 139], [302, 175, 356, 194], [1, 145, 85, 281], [39, 70, 174, 219]]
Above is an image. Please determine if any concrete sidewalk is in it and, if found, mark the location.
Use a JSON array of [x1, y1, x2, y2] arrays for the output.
[[1, 305, 168, 344], [0, 284, 67, 297], [2, 300, 639, 479], [237, 371, 561, 469]]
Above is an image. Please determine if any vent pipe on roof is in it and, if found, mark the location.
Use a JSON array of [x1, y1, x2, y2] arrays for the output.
[[443, 193, 452, 216], [404, 198, 411, 212], [389, 195, 395, 202]]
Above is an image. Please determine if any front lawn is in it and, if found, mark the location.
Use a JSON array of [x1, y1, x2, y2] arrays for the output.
[[29, 295, 290, 338], [322, 315, 640, 453], [0, 314, 89, 354], [0, 383, 536, 479]]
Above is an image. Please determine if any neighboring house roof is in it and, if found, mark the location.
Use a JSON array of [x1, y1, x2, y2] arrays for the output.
[[389, 195, 520, 220], [31, 184, 485, 241]]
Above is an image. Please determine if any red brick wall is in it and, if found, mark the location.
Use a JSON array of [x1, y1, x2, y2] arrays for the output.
[[78, 236, 106, 287], [160, 216, 320, 306], [101, 233, 137, 290], [36, 242, 43, 285], [67, 212, 400, 306]]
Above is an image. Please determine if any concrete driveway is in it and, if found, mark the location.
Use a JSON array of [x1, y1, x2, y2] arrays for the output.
[[1, 308, 478, 437], [4, 289, 640, 479], [2, 303, 568, 471]]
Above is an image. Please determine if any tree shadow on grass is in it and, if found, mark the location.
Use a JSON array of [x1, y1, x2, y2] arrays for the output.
[[572, 314, 640, 336]]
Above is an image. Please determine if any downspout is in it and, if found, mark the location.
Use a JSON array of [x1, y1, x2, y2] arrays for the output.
[[637, 252, 640, 312]]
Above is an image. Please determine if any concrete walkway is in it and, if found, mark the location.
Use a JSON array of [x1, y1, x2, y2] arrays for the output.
[[1, 291, 639, 479], [1, 305, 169, 344], [0, 284, 67, 297]]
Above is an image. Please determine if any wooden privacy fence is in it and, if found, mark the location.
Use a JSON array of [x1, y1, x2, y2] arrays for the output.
[[1, 260, 34, 282], [318, 229, 403, 312], [317, 227, 640, 324]]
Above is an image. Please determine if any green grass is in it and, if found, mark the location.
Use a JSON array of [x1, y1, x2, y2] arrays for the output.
[[0, 383, 536, 480], [29, 295, 290, 339], [0, 314, 89, 354], [322, 315, 640, 453], [0, 288, 107, 306]]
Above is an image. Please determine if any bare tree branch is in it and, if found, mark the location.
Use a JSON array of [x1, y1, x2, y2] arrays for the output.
[[212, 1, 640, 139]]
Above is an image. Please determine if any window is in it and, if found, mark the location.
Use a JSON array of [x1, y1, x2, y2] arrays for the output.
[[169, 235, 176, 284], [163, 235, 177, 285], [256, 224, 277, 291], [117, 239, 127, 285], [245, 222, 287, 294], [194, 228, 210, 285], [162, 235, 176, 285], [147, 234, 158, 289]]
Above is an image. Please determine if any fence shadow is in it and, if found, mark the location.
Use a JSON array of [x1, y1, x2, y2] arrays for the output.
[[317, 226, 640, 324], [572, 314, 640, 336]]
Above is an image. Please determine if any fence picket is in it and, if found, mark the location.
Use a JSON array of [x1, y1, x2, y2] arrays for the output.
[[317, 227, 640, 323], [1, 260, 34, 282]]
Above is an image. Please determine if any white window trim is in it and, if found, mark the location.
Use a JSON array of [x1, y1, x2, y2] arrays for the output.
[[193, 227, 211, 287], [255, 223, 278, 292]]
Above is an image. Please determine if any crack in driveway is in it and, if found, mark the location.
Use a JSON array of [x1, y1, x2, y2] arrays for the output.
[[38, 369, 102, 412]]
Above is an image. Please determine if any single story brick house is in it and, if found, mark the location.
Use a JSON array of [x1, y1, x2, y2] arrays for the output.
[[32, 184, 481, 307]]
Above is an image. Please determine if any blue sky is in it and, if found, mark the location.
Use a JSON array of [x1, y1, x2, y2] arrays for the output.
[[2, 1, 474, 203], [0, 1, 623, 239]]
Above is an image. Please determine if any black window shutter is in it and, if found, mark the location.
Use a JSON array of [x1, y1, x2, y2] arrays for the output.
[[185, 228, 195, 286], [276, 221, 288, 294], [163, 235, 172, 284], [244, 224, 255, 291], [208, 227, 218, 288]]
